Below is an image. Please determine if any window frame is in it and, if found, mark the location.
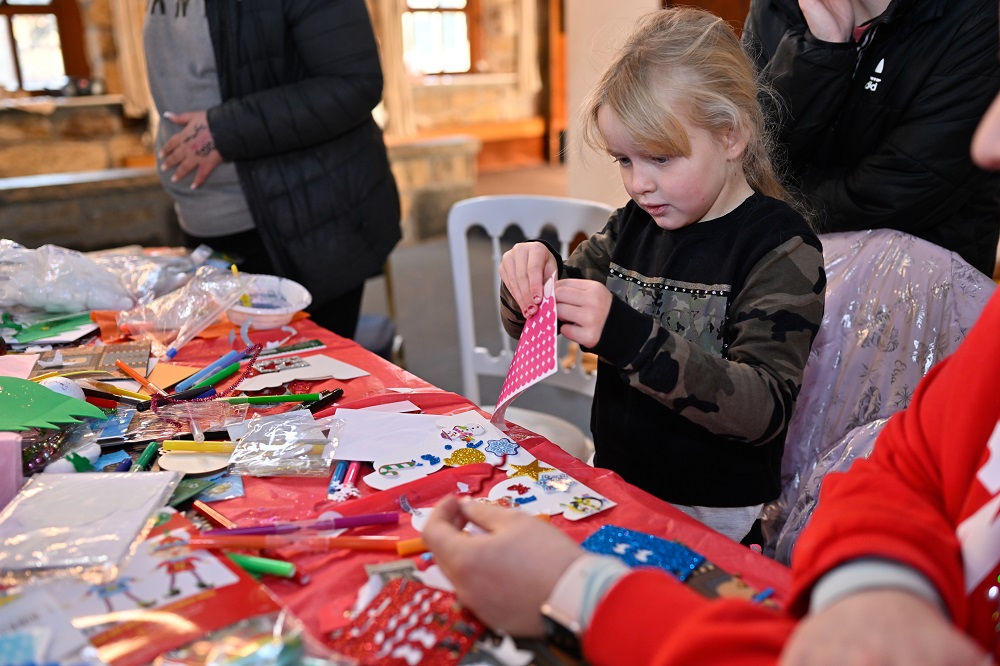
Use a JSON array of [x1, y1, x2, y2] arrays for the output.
[[0, 0, 88, 93], [403, 0, 481, 75]]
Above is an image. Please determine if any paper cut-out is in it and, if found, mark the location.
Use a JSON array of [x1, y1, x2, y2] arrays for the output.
[[491, 272, 559, 427], [0, 377, 107, 431], [238, 354, 368, 391]]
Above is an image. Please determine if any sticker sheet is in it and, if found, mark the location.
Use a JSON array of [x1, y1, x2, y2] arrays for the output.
[[361, 411, 535, 491], [328, 577, 484, 666], [491, 272, 560, 428], [483, 467, 616, 521]]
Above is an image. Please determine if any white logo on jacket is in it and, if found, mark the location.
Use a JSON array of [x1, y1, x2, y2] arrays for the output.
[[864, 58, 885, 92], [957, 419, 1000, 592]]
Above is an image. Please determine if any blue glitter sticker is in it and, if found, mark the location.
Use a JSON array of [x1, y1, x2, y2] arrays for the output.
[[580, 525, 705, 581], [485, 438, 520, 457]]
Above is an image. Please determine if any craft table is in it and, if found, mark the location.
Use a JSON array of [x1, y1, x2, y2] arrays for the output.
[[172, 319, 792, 648]]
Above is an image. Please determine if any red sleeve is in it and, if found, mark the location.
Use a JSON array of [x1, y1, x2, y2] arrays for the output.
[[583, 569, 795, 666], [788, 290, 1000, 626]]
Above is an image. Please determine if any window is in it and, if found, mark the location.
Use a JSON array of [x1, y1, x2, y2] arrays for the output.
[[402, 0, 478, 75], [0, 0, 87, 93]]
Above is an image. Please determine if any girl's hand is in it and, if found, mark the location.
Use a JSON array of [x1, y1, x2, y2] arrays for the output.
[[555, 279, 613, 348], [798, 0, 855, 43], [422, 496, 583, 637], [159, 110, 224, 190], [499, 242, 559, 318]]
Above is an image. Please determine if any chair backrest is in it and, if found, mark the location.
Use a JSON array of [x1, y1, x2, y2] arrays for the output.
[[447, 194, 616, 405], [763, 228, 997, 563]]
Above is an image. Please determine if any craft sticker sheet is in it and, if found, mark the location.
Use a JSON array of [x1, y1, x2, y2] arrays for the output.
[[581, 525, 705, 579], [45, 529, 240, 631], [491, 272, 559, 428], [580, 525, 776, 604], [362, 411, 536, 491], [328, 577, 485, 666], [484, 467, 616, 521]]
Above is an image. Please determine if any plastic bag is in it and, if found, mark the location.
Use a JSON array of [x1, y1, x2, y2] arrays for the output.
[[0, 239, 133, 312], [88, 244, 213, 304], [227, 416, 344, 477], [117, 264, 250, 358]]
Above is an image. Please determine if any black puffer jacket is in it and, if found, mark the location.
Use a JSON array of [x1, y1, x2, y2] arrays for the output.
[[743, 0, 1000, 275], [204, 0, 401, 304]]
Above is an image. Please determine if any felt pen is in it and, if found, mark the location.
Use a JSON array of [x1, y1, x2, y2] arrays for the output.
[[327, 459, 348, 497], [89, 381, 149, 401], [189, 361, 241, 390], [162, 440, 238, 454], [175, 349, 245, 392], [396, 537, 428, 557], [165, 385, 219, 401], [80, 387, 145, 408], [298, 388, 345, 414], [187, 534, 401, 552], [113, 457, 133, 472], [115, 359, 167, 396], [192, 500, 238, 529], [225, 552, 296, 578], [223, 393, 322, 405], [200, 511, 400, 537], [131, 441, 160, 472], [161, 440, 329, 456], [135, 386, 216, 412]]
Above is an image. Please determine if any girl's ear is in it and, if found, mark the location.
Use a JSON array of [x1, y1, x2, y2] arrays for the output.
[[723, 126, 749, 160]]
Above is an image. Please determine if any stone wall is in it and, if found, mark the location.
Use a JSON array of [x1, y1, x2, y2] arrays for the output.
[[0, 96, 149, 178], [0, 168, 181, 251], [0, 135, 479, 253]]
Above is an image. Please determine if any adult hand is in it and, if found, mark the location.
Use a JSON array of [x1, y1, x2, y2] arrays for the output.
[[798, 0, 855, 43], [422, 495, 584, 637], [780, 589, 989, 666], [159, 110, 223, 190], [499, 242, 559, 319], [555, 279, 613, 349]]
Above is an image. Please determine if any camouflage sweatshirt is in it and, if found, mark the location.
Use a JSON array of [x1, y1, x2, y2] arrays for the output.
[[500, 193, 826, 507]]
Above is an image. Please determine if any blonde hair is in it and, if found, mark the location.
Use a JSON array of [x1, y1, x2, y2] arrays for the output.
[[582, 6, 792, 204]]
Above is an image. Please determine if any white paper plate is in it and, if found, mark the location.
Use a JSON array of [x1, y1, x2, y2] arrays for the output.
[[156, 451, 231, 475]]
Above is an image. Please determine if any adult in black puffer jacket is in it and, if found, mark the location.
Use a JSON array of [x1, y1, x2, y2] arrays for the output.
[[148, 0, 400, 338], [742, 0, 1000, 276]]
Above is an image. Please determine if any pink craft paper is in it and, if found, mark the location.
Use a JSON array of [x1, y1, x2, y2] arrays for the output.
[[0, 353, 39, 379], [0, 432, 23, 510], [491, 272, 559, 428]]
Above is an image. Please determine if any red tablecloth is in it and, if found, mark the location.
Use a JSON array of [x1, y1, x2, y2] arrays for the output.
[[173, 320, 791, 642]]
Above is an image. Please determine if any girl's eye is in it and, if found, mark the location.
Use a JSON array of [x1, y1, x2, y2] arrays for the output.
[[652, 156, 670, 164], [613, 156, 631, 166]]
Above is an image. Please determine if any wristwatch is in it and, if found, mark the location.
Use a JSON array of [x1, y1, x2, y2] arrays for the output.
[[540, 598, 583, 659]]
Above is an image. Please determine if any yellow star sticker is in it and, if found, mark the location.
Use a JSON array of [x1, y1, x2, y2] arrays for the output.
[[508, 458, 555, 482]]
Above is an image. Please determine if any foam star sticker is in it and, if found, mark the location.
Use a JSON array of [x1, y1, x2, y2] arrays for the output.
[[507, 458, 555, 482]]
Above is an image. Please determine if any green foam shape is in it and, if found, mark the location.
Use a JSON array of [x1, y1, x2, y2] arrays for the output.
[[0, 377, 107, 431]]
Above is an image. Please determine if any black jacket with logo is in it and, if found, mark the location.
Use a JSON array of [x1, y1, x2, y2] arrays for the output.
[[743, 0, 1000, 275], [204, 0, 401, 305]]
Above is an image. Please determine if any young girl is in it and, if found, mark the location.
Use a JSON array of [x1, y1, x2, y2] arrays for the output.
[[498, 7, 826, 543]]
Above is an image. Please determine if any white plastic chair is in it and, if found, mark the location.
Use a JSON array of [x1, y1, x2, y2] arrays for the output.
[[447, 194, 616, 461]]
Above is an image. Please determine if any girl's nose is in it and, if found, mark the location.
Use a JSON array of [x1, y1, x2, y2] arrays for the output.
[[629, 166, 655, 194]]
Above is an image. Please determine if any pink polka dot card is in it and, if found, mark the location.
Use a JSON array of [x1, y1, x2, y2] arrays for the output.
[[491, 272, 559, 428]]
